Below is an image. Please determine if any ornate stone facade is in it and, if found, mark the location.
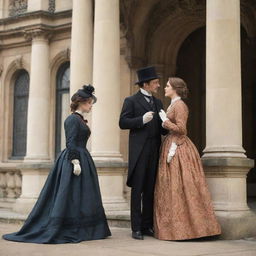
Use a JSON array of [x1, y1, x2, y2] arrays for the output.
[[48, 0, 55, 13], [9, 0, 27, 16]]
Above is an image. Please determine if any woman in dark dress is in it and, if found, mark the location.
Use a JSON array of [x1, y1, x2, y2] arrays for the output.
[[3, 85, 111, 244]]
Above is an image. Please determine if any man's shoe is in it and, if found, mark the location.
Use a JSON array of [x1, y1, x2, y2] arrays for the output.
[[142, 228, 154, 237], [132, 231, 144, 240]]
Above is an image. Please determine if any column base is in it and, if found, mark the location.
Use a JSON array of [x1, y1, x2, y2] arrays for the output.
[[96, 161, 129, 211], [216, 210, 256, 239], [91, 151, 123, 162], [203, 145, 246, 158], [202, 157, 255, 239], [13, 162, 52, 214]]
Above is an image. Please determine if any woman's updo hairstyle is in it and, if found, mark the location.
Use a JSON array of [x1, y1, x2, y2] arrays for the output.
[[168, 77, 189, 99], [70, 94, 90, 112], [70, 84, 97, 112]]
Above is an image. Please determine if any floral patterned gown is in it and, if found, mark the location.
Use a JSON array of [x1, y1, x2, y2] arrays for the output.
[[154, 100, 221, 240]]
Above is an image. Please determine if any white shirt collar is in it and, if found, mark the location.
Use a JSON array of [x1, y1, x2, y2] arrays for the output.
[[171, 96, 181, 106], [140, 88, 152, 97], [75, 110, 86, 120]]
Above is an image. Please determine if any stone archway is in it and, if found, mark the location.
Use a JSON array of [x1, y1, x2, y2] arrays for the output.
[[176, 27, 206, 154]]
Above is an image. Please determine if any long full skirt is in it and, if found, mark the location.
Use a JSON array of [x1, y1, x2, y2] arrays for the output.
[[154, 135, 221, 240], [3, 148, 111, 244]]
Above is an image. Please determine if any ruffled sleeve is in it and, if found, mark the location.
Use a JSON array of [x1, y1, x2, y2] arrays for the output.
[[163, 101, 188, 135], [64, 115, 81, 161]]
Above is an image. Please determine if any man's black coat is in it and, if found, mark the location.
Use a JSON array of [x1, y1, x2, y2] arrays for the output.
[[119, 90, 167, 187]]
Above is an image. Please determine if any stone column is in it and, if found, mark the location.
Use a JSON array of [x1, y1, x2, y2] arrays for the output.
[[91, 0, 122, 162], [25, 29, 51, 161], [13, 29, 52, 213], [91, 0, 128, 211], [70, 0, 93, 95], [202, 0, 256, 239]]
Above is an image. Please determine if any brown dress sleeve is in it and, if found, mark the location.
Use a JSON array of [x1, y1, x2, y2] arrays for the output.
[[162, 101, 188, 135]]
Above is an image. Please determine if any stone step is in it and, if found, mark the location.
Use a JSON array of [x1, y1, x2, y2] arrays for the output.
[[0, 207, 131, 228]]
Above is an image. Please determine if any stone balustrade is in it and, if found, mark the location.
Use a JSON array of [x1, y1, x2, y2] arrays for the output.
[[0, 168, 22, 207]]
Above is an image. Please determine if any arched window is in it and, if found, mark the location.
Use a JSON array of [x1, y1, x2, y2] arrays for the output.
[[12, 70, 30, 158], [55, 62, 70, 156]]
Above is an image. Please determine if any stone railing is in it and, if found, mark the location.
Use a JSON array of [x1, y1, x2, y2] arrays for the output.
[[0, 168, 22, 204]]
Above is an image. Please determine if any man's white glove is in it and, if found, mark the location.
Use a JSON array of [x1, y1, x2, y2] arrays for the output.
[[143, 111, 154, 124], [159, 109, 168, 122], [167, 142, 177, 163], [71, 159, 81, 176]]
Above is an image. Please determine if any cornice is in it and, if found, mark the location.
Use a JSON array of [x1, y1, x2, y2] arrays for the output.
[[0, 10, 72, 26]]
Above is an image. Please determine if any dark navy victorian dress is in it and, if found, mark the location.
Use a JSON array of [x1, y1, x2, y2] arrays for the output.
[[3, 112, 111, 244]]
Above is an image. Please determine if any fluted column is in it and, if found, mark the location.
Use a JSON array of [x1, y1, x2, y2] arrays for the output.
[[25, 29, 51, 161], [91, 0, 122, 162], [70, 0, 93, 95], [202, 0, 255, 239]]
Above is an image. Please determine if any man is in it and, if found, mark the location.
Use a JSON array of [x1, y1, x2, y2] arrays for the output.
[[119, 66, 167, 240]]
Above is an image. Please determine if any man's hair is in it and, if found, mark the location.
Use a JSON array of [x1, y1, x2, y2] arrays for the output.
[[138, 80, 151, 88]]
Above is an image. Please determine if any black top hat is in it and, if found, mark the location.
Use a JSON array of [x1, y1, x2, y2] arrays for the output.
[[73, 84, 97, 103], [135, 66, 160, 85]]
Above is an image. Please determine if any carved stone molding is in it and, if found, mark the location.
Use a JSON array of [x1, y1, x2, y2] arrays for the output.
[[48, 0, 55, 13], [24, 28, 53, 42], [9, 0, 28, 17]]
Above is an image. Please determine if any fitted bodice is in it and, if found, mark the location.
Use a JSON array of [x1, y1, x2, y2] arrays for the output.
[[64, 113, 91, 160], [163, 100, 189, 145]]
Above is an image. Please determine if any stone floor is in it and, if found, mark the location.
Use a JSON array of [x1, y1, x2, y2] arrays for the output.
[[0, 223, 256, 256]]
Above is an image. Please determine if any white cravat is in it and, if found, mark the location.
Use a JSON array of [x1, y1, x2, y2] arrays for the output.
[[140, 88, 153, 103], [140, 88, 152, 96]]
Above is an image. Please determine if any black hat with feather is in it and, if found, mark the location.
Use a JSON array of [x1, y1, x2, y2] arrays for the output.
[[73, 84, 97, 103]]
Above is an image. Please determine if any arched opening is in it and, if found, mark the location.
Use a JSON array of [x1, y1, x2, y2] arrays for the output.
[[175, 27, 206, 154], [55, 62, 70, 157], [11, 70, 30, 158], [241, 27, 256, 203]]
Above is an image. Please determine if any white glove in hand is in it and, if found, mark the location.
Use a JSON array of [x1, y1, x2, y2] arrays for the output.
[[71, 159, 81, 176], [159, 109, 168, 122], [167, 142, 177, 163], [143, 111, 154, 124]]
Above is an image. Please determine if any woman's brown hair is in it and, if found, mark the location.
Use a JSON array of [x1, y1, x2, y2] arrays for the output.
[[168, 77, 189, 99], [70, 93, 92, 112]]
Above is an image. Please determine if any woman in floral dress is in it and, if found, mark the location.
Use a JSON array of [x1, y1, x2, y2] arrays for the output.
[[154, 77, 221, 240]]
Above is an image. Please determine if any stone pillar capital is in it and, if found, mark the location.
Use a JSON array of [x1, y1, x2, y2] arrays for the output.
[[24, 28, 53, 42]]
